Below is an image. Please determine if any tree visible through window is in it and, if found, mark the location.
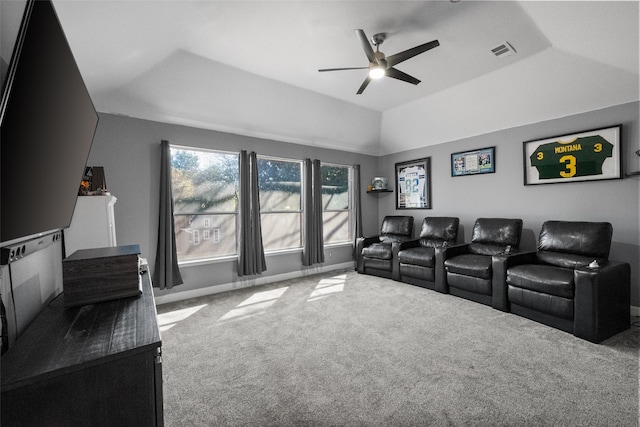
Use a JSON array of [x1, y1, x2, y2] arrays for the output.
[[257, 157, 302, 252], [322, 164, 352, 244], [170, 147, 239, 261]]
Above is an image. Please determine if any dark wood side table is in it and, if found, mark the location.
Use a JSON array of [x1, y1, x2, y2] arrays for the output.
[[1, 272, 163, 426]]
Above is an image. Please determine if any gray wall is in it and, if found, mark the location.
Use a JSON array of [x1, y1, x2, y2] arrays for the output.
[[377, 102, 640, 306], [86, 114, 380, 298], [88, 102, 639, 306]]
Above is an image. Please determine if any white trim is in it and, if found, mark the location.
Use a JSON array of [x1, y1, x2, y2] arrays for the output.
[[631, 306, 640, 317], [154, 261, 355, 305], [257, 153, 304, 165], [169, 143, 237, 157], [324, 241, 354, 249]]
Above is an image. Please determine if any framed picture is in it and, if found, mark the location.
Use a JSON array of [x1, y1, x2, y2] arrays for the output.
[[395, 157, 431, 209], [451, 146, 495, 177], [523, 125, 622, 185]]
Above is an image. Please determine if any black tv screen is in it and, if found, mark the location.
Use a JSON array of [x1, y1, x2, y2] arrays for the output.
[[1, 0, 98, 245]]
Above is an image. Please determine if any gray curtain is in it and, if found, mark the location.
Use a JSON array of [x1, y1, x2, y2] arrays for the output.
[[302, 159, 324, 266], [238, 150, 267, 276], [153, 140, 183, 289], [352, 164, 363, 259]]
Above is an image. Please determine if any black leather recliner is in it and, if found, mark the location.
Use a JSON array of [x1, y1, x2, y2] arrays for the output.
[[397, 217, 460, 292], [505, 221, 630, 343], [443, 218, 523, 311], [356, 216, 414, 280]]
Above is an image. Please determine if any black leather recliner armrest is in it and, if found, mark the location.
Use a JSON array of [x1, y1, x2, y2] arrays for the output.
[[574, 261, 631, 343], [434, 246, 448, 293], [397, 239, 421, 252], [391, 242, 404, 281], [357, 236, 381, 247], [501, 250, 537, 267], [391, 235, 415, 244], [441, 243, 471, 261]]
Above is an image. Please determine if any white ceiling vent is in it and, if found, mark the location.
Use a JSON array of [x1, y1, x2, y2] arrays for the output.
[[491, 42, 516, 59]]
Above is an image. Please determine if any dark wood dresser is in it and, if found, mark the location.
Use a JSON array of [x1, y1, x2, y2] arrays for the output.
[[1, 272, 163, 426]]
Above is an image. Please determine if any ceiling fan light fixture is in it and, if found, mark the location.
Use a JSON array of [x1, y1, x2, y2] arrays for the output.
[[320, 29, 439, 94], [369, 66, 385, 79]]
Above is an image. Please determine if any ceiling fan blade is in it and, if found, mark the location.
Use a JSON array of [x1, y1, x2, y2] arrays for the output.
[[356, 76, 372, 95], [386, 40, 440, 67], [318, 67, 369, 72], [355, 29, 376, 63], [386, 67, 421, 85]]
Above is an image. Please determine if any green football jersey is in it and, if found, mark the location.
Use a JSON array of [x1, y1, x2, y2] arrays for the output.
[[530, 135, 613, 179]]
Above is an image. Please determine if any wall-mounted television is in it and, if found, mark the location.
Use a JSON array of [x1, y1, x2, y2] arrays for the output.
[[1, 0, 99, 246]]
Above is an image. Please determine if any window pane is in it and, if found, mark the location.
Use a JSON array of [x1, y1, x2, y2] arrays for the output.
[[257, 158, 301, 211], [321, 165, 351, 244], [171, 148, 239, 213], [323, 211, 351, 244], [322, 165, 349, 210], [261, 213, 301, 251], [174, 214, 237, 261]]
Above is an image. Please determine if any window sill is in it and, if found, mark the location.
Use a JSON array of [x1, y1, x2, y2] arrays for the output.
[[177, 243, 352, 268], [178, 255, 237, 268], [324, 241, 353, 248]]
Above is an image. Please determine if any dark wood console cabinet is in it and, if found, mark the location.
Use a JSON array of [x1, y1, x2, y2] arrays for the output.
[[1, 272, 163, 426]]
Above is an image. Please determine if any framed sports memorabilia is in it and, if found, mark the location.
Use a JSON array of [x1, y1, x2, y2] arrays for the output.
[[451, 146, 495, 177], [395, 157, 431, 209], [523, 125, 622, 185]]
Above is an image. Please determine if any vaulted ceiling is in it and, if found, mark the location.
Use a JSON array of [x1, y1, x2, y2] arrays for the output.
[[46, 1, 640, 154]]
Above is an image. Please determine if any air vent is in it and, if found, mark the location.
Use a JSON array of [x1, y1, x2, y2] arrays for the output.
[[491, 41, 516, 59]]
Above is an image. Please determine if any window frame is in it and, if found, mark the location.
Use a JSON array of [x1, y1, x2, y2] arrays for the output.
[[256, 154, 304, 253], [321, 162, 354, 247], [169, 145, 354, 265], [170, 145, 240, 263]]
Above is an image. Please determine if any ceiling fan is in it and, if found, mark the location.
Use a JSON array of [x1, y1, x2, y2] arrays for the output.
[[319, 29, 440, 95]]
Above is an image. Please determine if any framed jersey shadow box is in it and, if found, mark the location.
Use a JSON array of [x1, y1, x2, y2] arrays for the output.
[[523, 125, 622, 185], [395, 157, 431, 209]]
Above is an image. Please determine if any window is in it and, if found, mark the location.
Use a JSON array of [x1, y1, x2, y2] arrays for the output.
[[171, 146, 239, 261], [321, 164, 352, 244], [257, 157, 303, 252], [170, 146, 351, 262]]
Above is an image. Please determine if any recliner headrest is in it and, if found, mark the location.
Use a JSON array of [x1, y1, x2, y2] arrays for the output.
[[471, 218, 523, 248], [538, 221, 612, 259], [419, 217, 459, 242], [380, 216, 414, 237]]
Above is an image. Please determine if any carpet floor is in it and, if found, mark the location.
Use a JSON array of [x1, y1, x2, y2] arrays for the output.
[[156, 269, 639, 426]]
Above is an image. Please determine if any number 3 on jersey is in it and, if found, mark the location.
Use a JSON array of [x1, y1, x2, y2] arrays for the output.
[[559, 155, 576, 177]]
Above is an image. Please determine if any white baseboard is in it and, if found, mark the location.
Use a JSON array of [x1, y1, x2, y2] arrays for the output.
[[154, 262, 355, 305], [631, 306, 640, 317]]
